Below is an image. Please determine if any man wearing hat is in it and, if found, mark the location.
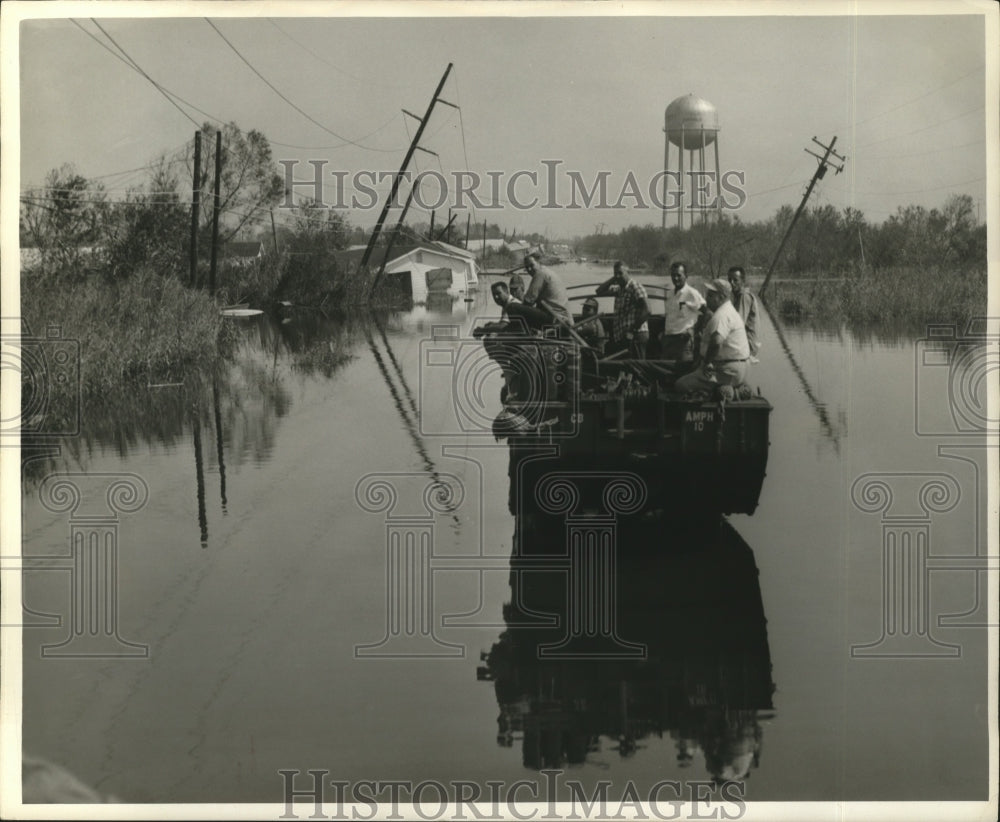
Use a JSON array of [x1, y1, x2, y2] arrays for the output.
[[674, 278, 750, 394], [576, 296, 607, 355]]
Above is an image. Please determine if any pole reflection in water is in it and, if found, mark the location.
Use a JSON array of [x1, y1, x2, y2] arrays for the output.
[[191, 407, 208, 547], [478, 513, 775, 782], [212, 380, 227, 513]]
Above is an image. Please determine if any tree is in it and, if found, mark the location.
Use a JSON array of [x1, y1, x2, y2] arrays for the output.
[[186, 122, 285, 246], [101, 158, 188, 280], [20, 164, 107, 277], [288, 197, 350, 253]]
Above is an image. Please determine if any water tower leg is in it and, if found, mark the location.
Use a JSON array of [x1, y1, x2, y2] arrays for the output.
[[699, 142, 706, 224], [714, 139, 722, 220], [678, 127, 685, 231], [662, 135, 669, 231]]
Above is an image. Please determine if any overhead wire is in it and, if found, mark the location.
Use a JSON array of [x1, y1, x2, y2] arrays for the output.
[[81, 19, 207, 129], [205, 18, 403, 153]]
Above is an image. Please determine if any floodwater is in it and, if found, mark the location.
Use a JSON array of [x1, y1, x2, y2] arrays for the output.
[[19, 263, 990, 804]]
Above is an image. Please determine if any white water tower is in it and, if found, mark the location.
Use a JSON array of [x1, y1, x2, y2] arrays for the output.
[[662, 94, 722, 230]]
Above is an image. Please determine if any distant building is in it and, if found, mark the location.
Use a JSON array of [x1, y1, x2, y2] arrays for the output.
[[480, 238, 531, 254], [333, 240, 479, 303], [223, 241, 264, 266]]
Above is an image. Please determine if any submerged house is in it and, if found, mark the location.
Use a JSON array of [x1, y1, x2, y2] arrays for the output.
[[336, 240, 479, 303], [223, 241, 265, 266]]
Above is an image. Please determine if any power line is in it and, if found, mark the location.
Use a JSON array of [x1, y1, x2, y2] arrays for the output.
[[269, 112, 402, 150], [453, 68, 478, 225], [849, 64, 985, 131], [851, 103, 985, 150], [745, 178, 813, 199], [820, 62, 984, 139], [82, 19, 205, 129], [205, 18, 402, 153], [864, 137, 985, 162], [825, 175, 985, 198], [264, 18, 422, 93]]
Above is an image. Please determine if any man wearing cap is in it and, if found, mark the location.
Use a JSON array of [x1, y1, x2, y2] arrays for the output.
[[674, 278, 750, 394], [508, 272, 526, 301], [660, 261, 705, 362], [595, 261, 652, 359], [576, 296, 607, 355]]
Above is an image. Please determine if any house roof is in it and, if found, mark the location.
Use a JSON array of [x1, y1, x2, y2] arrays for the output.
[[333, 240, 474, 273], [225, 241, 264, 257]]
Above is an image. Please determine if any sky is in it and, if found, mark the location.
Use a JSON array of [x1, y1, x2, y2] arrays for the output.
[[8, 1, 997, 241]]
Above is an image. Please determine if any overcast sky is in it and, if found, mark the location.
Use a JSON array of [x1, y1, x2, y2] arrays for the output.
[[10, 2, 995, 239]]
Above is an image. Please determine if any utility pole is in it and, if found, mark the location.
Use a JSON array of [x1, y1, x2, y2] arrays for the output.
[[360, 63, 453, 272], [464, 214, 471, 249], [760, 136, 845, 298], [435, 213, 456, 242], [189, 130, 201, 286], [209, 130, 223, 297], [428, 209, 436, 240], [373, 179, 422, 292], [269, 208, 279, 255]]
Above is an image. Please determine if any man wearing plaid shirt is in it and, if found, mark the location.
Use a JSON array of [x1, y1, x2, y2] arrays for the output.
[[595, 261, 652, 359]]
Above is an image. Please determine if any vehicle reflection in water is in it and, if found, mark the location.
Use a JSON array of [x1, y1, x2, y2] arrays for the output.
[[478, 514, 775, 783]]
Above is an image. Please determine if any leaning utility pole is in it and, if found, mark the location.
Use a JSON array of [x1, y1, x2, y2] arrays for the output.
[[360, 63, 453, 273], [374, 179, 422, 289], [759, 136, 845, 298]]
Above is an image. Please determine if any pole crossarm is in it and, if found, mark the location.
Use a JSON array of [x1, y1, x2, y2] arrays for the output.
[[759, 135, 846, 297], [361, 63, 454, 278]]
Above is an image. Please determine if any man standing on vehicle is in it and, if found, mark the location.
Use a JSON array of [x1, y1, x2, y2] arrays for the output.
[[727, 266, 760, 359], [660, 261, 705, 362], [674, 278, 749, 393], [595, 261, 652, 359]]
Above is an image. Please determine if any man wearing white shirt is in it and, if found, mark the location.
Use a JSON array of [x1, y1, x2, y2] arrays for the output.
[[660, 261, 705, 362], [674, 278, 749, 394]]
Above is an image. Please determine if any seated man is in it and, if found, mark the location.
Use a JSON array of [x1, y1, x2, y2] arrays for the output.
[[473, 281, 525, 338], [508, 272, 526, 301], [674, 278, 750, 394], [474, 281, 531, 402], [519, 252, 573, 331], [575, 296, 607, 355]]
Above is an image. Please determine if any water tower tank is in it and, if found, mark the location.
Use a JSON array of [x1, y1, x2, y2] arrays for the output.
[[665, 94, 719, 149]]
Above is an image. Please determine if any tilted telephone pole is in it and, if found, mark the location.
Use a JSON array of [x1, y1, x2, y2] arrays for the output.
[[360, 63, 453, 274], [759, 136, 845, 298]]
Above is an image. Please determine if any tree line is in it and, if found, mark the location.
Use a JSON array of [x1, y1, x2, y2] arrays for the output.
[[576, 195, 986, 279]]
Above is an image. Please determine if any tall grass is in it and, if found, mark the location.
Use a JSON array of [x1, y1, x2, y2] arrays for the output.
[[21, 266, 232, 394], [767, 265, 986, 333]]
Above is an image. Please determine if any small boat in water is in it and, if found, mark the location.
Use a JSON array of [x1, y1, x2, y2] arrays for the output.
[[479, 283, 772, 516]]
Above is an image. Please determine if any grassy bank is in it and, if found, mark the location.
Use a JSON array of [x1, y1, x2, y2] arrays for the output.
[[764, 265, 986, 331], [21, 266, 233, 395]]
